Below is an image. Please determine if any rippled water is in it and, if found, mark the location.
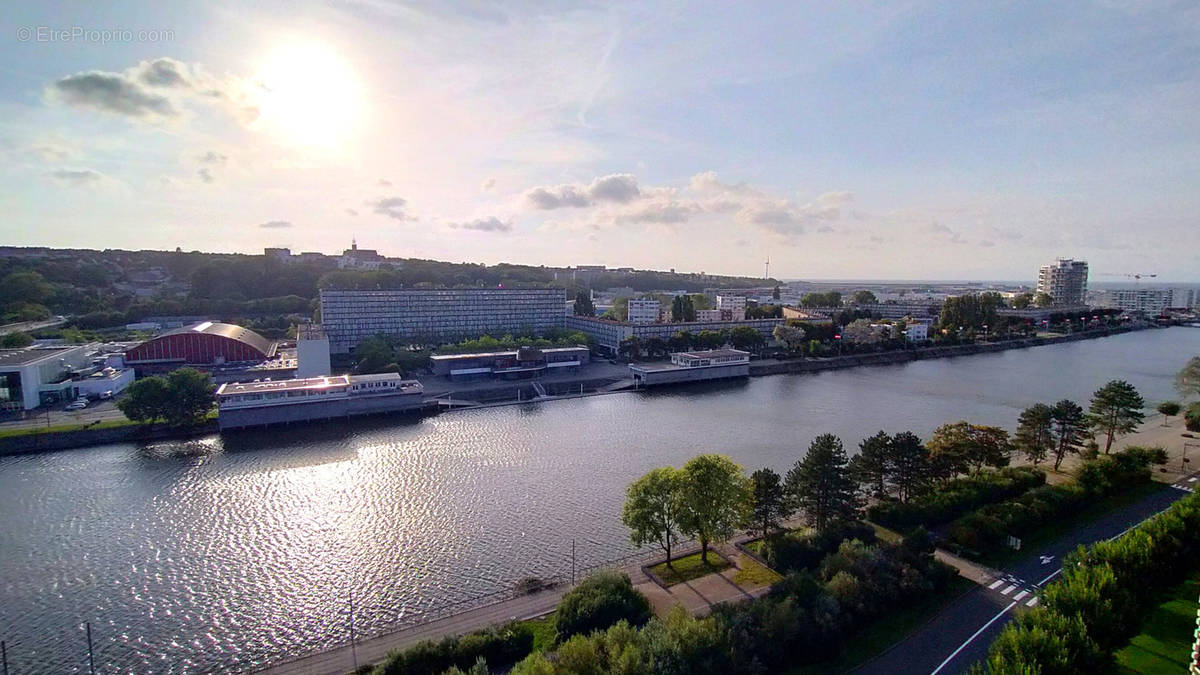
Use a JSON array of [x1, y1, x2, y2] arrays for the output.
[[1, 328, 1197, 673]]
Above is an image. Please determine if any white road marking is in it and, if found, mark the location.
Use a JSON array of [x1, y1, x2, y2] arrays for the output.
[[1188, 477, 1197, 483], [929, 601, 1019, 675], [1036, 569, 1062, 586], [1026, 597, 1039, 607], [1012, 590, 1029, 601], [987, 579, 1005, 590], [1001, 584, 1017, 595]]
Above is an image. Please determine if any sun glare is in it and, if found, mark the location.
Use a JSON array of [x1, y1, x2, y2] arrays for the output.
[[254, 42, 364, 151]]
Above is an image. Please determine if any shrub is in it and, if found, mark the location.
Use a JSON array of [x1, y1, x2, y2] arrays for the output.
[[1186, 403, 1200, 432], [867, 466, 1045, 531], [757, 520, 876, 573], [554, 571, 651, 641], [373, 622, 533, 675]]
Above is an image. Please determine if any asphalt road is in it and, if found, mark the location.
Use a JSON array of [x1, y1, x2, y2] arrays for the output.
[[852, 476, 1193, 675]]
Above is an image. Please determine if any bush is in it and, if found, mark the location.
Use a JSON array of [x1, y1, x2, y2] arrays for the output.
[[1186, 403, 1200, 432], [757, 520, 876, 573], [554, 571, 651, 641], [947, 447, 1161, 556], [867, 467, 1046, 531], [374, 622, 533, 675]]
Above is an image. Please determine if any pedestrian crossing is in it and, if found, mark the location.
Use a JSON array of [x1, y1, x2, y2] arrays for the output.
[[1171, 484, 1194, 493], [985, 574, 1040, 607]]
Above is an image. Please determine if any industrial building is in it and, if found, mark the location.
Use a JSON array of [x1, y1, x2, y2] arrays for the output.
[[1037, 259, 1089, 307], [429, 346, 589, 380], [319, 287, 567, 353], [629, 349, 751, 386], [124, 321, 278, 373], [565, 315, 782, 354], [0, 344, 133, 414], [215, 372, 424, 430]]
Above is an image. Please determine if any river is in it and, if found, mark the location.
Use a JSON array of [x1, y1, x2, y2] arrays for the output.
[[1, 327, 1197, 673]]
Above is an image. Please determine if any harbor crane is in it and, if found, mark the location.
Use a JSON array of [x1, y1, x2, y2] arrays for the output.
[[1100, 272, 1158, 286]]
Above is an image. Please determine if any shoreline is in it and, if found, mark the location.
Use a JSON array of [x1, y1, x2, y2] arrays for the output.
[[0, 322, 1173, 456]]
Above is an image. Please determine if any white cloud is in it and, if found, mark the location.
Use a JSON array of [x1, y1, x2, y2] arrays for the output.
[[371, 196, 417, 221], [449, 216, 513, 233], [46, 168, 103, 185]]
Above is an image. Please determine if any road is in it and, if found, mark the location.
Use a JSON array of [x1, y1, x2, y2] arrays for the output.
[[0, 317, 65, 335], [0, 398, 128, 430], [852, 475, 1195, 675]]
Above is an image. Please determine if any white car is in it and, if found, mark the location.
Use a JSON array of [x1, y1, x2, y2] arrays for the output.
[[65, 400, 87, 411]]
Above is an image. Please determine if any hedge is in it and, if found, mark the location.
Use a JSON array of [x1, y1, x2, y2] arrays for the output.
[[973, 490, 1200, 673], [554, 571, 651, 641], [867, 466, 1046, 531], [946, 447, 1165, 556]]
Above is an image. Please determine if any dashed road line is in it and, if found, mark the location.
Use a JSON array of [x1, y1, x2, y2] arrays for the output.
[[1012, 590, 1029, 602], [1000, 584, 1017, 595], [987, 579, 1005, 590]]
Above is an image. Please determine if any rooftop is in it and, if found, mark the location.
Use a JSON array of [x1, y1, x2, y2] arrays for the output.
[[0, 347, 73, 368], [430, 346, 588, 361], [216, 375, 350, 396], [160, 321, 276, 357], [676, 349, 750, 359]]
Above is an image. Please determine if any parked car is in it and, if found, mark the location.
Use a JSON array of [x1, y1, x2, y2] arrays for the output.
[[99, 390, 114, 400], [65, 400, 87, 411]]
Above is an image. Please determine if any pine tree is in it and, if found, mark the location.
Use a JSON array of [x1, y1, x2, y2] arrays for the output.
[[1050, 399, 1086, 470], [749, 468, 788, 539], [785, 434, 860, 532], [887, 431, 931, 502], [1087, 380, 1146, 453], [1015, 403, 1054, 466], [848, 430, 891, 498]]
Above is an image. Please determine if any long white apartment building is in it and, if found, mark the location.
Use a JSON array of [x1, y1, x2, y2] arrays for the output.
[[1094, 288, 1173, 315], [319, 288, 567, 353]]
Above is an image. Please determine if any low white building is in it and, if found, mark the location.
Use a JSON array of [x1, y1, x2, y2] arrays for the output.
[[903, 323, 929, 341], [0, 345, 113, 412], [695, 309, 723, 322], [716, 295, 747, 321], [1095, 288, 1172, 315]]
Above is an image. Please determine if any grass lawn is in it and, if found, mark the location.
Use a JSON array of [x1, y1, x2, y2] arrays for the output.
[[790, 575, 975, 675], [518, 613, 557, 652], [649, 551, 731, 586], [1113, 575, 1200, 674], [978, 481, 1164, 568], [0, 417, 139, 439], [869, 522, 904, 544], [733, 556, 783, 588]]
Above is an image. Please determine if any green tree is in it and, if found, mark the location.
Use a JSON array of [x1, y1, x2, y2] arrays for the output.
[[676, 454, 750, 564], [163, 368, 216, 425], [850, 290, 877, 305], [772, 285, 781, 300], [1177, 356, 1200, 399], [668, 331, 693, 353], [694, 330, 725, 349], [848, 431, 891, 498], [1157, 401, 1181, 425], [572, 290, 595, 317], [1010, 292, 1034, 309], [0, 271, 51, 308], [1033, 292, 1054, 308], [0, 332, 33, 348], [772, 324, 806, 352], [927, 421, 1011, 476], [1050, 399, 1086, 470], [749, 468, 788, 540], [887, 431, 930, 502], [611, 296, 630, 322], [1086, 380, 1146, 453], [117, 376, 172, 423], [785, 434, 860, 532], [1015, 403, 1054, 466], [938, 294, 999, 333], [618, 336, 641, 361], [728, 326, 765, 353], [670, 295, 696, 322], [622, 467, 683, 567]]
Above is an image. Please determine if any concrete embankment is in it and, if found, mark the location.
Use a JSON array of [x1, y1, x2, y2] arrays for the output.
[[749, 326, 1145, 377], [0, 421, 218, 456]]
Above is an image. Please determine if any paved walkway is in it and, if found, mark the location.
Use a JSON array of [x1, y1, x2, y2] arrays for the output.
[[632, 542, 773, 619]]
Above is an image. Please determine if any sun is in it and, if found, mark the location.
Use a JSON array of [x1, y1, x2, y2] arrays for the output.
[[253, 42, 365, 151]]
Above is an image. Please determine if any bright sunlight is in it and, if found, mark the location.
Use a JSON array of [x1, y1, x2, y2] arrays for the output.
[[253, 41, 364, 151]]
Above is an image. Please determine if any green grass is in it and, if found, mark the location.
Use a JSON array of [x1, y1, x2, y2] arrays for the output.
[[1113, 575, 1200, 674], [517, 613, 557, 652], [978, 481, 1164, 568], [0, 417, 139, 439], [733, 556, 783, 588], [869, 522, 904, 544], [790, 575, 975, 675], [649, 551, 731, 586]]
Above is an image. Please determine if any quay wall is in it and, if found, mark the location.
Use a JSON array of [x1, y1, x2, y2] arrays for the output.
[[0, 421, 218, 456]]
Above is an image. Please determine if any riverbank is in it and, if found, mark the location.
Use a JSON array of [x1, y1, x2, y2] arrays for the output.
[[0, 419, 218, 455]]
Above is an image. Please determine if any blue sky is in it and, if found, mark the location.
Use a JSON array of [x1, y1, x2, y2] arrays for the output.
[[1, 1, 1197, 280]]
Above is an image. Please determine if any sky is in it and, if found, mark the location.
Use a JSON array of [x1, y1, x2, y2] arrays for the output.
[[1, 1, 1197, 282]]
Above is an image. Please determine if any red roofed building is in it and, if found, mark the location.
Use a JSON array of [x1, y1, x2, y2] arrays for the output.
[[125, 322, 277, 373]]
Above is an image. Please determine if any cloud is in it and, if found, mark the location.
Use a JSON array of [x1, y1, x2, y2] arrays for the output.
[[923, 222, 967, 244], [197, 167, 214, 183], [615, 200, 696, 224], [979, 240, 996, 247], [481, 177, 496, 191], [29, 143, 76, 162], [524, 173, 641, 209], [259, 220, 292, 229], [371, 196, 416, 221], [449, 216, 513, 233], [47, 168, 102, 185], [345, 208, 359, 217], [51, 71, 176, 118], [378, 178, 392, 187], [199, 151, 227, 164], [526, 184, 591, 209], [138, 58, 192, 88]]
